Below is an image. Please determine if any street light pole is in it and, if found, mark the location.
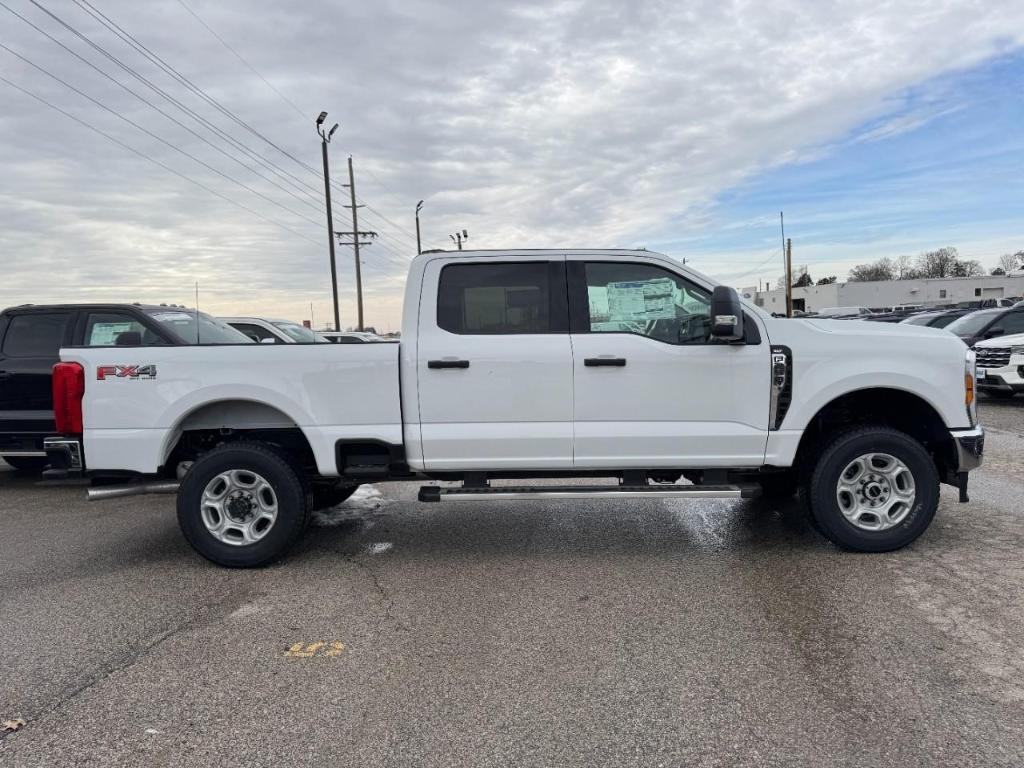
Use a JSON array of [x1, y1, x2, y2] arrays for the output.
[[317, 111, 341, 332], [415, 200, 424, 255]]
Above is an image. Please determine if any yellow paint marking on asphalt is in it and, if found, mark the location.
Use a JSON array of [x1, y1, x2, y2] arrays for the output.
[[285, 641, 345, 658], [325, 642, 346, 656]]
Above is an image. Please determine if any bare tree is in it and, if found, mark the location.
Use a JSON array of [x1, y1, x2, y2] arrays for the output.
[[896, 254, 918, 279], [997, 252, 1022, 273], [816, 276, 837, 285], [952, 259, 985, 278], [848, 257, 896, 282], [915, 247, 960, 278]]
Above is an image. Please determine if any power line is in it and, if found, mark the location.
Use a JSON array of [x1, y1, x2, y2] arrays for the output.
[[173, 0, 307, 121], [0, 74, 320, 245], [70, 0, 421, 250], [0, 0, 325, 218], [47, 0, 324, 201], [63, 0, 322, 183], [0, 42, 323, 229], [168, 0, 417, 227]]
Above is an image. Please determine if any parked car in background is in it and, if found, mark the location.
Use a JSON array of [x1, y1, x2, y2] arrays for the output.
[[0, 304, 250, 473], [221, 317, 330, 344], [815, 306, 874, 318], [945, 306, 1024, 347], [899, 308, 973, 329], [320, 331, 389, 343], [973, 332, 1024, 399]]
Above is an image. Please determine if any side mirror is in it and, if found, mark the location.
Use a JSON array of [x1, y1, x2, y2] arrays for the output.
[[260, 337, 277, 344], [710, 286, 745, 342]]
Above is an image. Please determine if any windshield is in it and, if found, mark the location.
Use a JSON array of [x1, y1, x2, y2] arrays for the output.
[[146, 309, 254, 344], [901, 313, 940, 326], [945, 309, 1000, 337], [272, 321, 329, 343]]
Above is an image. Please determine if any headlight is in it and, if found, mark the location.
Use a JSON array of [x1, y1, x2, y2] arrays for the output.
[[1011, 345, 1024, 357], [965, 348, 977, 425]]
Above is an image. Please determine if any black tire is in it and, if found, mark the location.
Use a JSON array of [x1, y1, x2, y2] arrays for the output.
[[2, 455, 48, 473], [757, 472, 799, 500], [808, 426, 939, 552], [176, 442, 309, 568], [311, 482, 359, 511]]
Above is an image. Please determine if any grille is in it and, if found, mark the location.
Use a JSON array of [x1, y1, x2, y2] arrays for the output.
[[975, 348, 1011, 368]]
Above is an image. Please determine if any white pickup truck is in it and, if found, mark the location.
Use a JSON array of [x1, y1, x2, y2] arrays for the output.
[[45, 249, 984, 567]]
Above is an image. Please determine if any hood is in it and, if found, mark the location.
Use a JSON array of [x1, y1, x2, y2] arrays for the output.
[[803, 318, 953, 339], [974, 332, 1024, 349]]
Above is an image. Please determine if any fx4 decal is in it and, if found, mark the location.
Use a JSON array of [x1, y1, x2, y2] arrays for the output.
[[96, 364, 157, 381]]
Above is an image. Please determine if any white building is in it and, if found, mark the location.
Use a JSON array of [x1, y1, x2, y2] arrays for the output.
[[742, 274, 1024, 314]]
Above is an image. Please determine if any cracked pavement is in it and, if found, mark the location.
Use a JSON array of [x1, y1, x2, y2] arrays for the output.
[[1, 396, 1024, 767]]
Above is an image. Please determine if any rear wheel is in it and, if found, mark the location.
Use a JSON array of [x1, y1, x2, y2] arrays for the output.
[[2, 455, 48, 473], [177, 442, 309, 568], [808, 426, 939, 552]]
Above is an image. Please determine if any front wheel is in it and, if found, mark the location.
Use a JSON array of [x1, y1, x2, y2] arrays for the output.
[[177, 442, 309, 568], [808, 426, 939, 552]]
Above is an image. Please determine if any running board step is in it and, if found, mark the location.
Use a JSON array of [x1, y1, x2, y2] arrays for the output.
[[418, 484, 761, 502]]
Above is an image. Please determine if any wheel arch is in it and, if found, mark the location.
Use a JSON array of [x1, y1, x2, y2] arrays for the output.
[[160, 398, 316, 472], [792, 386, 957, 481]]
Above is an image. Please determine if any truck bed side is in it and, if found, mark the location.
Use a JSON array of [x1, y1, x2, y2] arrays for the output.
[[60, 343, 401, 476]]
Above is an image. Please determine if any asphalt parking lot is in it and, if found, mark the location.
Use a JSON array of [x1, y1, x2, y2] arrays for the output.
[[2, 397, 1024, 767]]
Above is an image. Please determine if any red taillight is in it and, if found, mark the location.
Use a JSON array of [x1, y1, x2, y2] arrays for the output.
[[52, 362, 85, 434]]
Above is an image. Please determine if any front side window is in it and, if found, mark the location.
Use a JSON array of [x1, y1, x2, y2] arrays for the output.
[[1, 313, 70, 357], [85, 313, 163, 346], [231, 323, 280, 343], [438, 262, 554, 334], [583, 262, 712, 344], [990, 311, 1024, 336]]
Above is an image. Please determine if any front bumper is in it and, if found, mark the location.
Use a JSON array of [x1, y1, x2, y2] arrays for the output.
[[976, 363, 1024, 393], [951, 426, 984, 473]]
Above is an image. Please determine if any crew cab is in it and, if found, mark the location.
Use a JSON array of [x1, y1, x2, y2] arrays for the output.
[[0, 303, 249, 472], [49, 250, 984, 566], [973, 332, 1024, 399]]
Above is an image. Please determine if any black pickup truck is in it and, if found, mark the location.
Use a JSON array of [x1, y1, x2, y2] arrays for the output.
[[0, 304, 251, 473]]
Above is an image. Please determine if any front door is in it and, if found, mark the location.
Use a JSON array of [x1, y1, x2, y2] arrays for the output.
[[416, 257, 574, 470], [567, 257, 770, 469]]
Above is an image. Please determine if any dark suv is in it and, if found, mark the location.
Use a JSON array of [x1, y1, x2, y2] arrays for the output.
[[945, 307, 1024, 348], [0, 304, 250, 473]]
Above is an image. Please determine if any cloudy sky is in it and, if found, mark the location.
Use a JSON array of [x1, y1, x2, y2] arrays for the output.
[[2, 0, 1023, 330]]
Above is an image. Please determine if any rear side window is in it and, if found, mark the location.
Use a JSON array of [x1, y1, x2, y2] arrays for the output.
[[84, 313, 163, 346], [1, 313, 70, 357], [437, 262, 563, 334]]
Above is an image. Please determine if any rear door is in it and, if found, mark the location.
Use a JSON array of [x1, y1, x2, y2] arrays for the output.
[[415, 257, 574, 470], [0, 310, 75, 448], [567, 256, 771, 468]]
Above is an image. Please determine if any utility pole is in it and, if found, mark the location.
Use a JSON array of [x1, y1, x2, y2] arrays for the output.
[[785, 238, 794, 318], [449, 229, 468, 250], [415, 200, 424, 255], [316, 111, 341, 332], [344, 156, 366, 331]]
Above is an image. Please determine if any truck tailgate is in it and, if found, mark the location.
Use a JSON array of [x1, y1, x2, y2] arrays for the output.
[[59, 343, 402, 475]]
